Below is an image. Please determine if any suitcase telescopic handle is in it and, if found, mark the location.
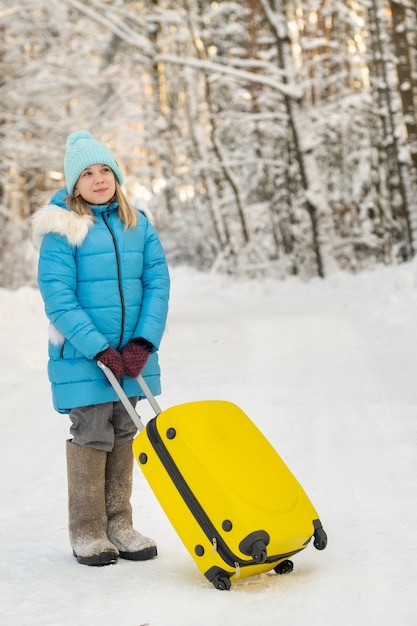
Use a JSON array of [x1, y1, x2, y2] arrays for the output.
[[97, 361, 162, 431]]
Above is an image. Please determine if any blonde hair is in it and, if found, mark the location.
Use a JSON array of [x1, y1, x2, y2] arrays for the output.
[[66, 181, 137, 229]]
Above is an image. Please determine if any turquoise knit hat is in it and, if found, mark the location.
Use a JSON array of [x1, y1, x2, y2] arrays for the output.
[[64, 130, 124, 195]]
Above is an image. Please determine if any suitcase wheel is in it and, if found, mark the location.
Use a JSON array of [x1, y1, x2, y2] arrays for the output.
[[211, 573, 232, 591], [313, 520, 328, 550], [251, 539, 267, 563], [206, 567, 232, 591], [239, 530, 269, 564], [274, 559, 294, 575]]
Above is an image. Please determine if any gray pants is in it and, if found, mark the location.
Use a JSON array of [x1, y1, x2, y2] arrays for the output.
[[69, 397, 138, 452]]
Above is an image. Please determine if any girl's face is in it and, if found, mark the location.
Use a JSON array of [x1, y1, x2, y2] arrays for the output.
[[74, 164, 116, 204]]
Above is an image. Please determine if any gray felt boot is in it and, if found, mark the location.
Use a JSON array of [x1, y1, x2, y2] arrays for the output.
[[66, 440, 119, 566], [105, 441, 157, 561]]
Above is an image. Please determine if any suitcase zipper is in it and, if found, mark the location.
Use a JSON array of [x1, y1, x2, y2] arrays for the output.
[[146, 418, 302, 570], [146, 418, 242, 567]]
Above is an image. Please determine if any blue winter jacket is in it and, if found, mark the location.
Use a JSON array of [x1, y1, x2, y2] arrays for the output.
[[33, 189, 170, 414]]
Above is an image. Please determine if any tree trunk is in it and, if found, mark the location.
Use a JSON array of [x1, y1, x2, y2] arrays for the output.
[[259, 0, 337, 277]]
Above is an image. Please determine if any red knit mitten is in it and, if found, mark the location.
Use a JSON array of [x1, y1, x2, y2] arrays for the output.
[[95, 346, 124, 380], [121, 340, 152, 378]]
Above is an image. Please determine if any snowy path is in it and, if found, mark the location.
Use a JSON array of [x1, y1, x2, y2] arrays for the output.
[[1, 265, 417, 625]]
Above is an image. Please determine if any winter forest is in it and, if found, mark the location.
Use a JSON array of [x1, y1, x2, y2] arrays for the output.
[[1, 0, 417, 288]]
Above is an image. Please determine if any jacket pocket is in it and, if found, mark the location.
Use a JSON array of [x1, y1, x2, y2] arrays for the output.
[[48, 337, 81, 361]]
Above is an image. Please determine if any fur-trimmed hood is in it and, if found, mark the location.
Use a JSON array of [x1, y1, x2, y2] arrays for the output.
[[32, 203, 95, 249]]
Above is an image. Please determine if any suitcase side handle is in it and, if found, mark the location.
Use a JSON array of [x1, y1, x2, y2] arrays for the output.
[[97, 361, 162, 429]]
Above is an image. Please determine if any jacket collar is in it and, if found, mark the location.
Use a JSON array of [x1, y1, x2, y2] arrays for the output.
[[32, 190, 119, 248]]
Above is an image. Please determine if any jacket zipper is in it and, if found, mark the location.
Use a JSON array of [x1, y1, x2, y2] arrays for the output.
[[146, 418, 302, 569], [102, 210, 125, 349]]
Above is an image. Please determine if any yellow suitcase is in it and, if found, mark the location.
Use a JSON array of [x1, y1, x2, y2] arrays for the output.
[[99, 364, 327, 590]]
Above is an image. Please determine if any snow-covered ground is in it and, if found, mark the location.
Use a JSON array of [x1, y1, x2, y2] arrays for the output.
[[1, 262, 416, 625]]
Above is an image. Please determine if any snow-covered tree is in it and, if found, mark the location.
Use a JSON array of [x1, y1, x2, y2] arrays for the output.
[[1, 0, 417, 286]]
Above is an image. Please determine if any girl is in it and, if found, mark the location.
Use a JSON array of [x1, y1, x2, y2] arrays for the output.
[[32, 130, 170, 566]]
